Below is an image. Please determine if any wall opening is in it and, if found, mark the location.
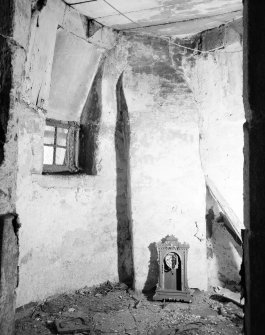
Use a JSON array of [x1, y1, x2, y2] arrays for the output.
[[115, 73, 134, 288]]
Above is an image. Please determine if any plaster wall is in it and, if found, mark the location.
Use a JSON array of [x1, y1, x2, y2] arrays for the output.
[[47, 29, 102, 122], [0, 0, 32, 331], [207, 221, 242, 288], [16, 93, 120, 306], [16, 0, 120, 306], [181, 24, 244, 288], [16, 23, 209, 305], [0, 0, 31, 215], [183, 24, 244, 225], [206, 188, 242, 288], [15, 1, 243, 305], [122, 35, 208, 291]]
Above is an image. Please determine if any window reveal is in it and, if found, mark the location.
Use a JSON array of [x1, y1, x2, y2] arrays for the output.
[[43, 119, 80, 173]]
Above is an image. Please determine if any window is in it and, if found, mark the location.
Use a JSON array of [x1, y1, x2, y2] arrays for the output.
[[43, 118, 80, 173]]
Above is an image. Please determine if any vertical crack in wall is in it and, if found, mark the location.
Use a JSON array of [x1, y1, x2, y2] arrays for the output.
[[115, 72, 134, 288]]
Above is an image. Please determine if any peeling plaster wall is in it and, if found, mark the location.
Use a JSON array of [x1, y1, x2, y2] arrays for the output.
[[0, 0, 32, 331], [16, 0, 120, 306], [207, 221, 242, 288], [122, 34, 208, 291], [15, 0, 243, 306], [16, 17, 209, 305], [181, 22, 244, 288], [183, 22, 244, 225], [206, 188, 242, 288], [0, 0, 31, 215]]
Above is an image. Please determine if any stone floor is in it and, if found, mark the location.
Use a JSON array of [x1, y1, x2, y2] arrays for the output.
[[15, 282, 243, 335]]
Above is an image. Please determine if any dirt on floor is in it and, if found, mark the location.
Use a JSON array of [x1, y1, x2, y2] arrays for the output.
[[15, 282, 243, 335]]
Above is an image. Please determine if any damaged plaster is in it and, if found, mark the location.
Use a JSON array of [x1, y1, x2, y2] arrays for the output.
[[0, 0, 244, 311], [182, 20, 244, 225]]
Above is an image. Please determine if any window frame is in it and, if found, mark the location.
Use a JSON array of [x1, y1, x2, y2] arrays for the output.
[[43, 118, 80, 174]]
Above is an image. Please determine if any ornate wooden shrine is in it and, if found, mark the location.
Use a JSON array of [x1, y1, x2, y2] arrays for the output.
[[153, 235, 192, 302]]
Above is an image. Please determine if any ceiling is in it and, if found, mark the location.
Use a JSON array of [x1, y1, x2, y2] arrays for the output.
[[64, 0, 242, 37]]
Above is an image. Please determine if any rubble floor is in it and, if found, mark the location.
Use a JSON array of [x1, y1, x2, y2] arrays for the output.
[[15, 282, 243, 335]]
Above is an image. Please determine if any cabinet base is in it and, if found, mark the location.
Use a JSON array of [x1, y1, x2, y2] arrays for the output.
[[153, 289, 192, 302]]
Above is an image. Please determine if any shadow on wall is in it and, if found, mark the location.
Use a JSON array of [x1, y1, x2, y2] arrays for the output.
[[0, 37, 12, 165], [115, 73, 134, 288], [206, 187, 242, 290], [143, 242, 159, 293], [79, 64, 103, 175]]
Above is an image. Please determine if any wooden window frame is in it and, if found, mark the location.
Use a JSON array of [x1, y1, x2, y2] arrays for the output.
[[43, 118, 80, 174]]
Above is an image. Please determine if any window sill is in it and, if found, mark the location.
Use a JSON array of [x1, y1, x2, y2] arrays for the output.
[[32, 172, 97, 189]]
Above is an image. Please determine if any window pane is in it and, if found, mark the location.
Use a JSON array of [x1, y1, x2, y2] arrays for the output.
[[44, 126, 55, 145], [43, 146, 54, 164], [57, 127, 68, 146], [55, 147, 66, 165]]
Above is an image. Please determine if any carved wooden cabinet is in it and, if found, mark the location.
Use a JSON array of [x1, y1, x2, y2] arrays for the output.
[[153, 235, 192, 302]]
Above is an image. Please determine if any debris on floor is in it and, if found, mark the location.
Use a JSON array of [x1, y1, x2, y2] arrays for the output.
[[54, 317, 91, 334], [15, 282, 243, 335]]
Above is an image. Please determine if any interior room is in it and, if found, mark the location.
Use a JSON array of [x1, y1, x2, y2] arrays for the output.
[[0, 0, 264, 334]]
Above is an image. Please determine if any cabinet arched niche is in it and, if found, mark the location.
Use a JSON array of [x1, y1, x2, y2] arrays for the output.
[[153, 235, 192, 302]]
